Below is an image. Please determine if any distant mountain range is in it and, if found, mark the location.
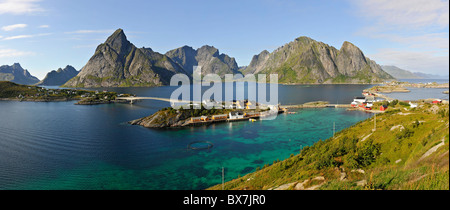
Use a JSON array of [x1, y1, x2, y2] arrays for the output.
[[381, 65, 448, 80], [381, 65, 422, 79], [36, 65, 79, 86], [0, 63, 40, 85], [412, 72, 448, 80]]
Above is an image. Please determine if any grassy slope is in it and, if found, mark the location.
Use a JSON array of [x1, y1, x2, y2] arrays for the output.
[[209, 103, 449, 190], [0, 81, 38, 98]]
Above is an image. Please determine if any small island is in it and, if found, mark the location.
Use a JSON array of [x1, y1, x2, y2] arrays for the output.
[[366, 81, 449, 94], [129, 101, 278, 128]]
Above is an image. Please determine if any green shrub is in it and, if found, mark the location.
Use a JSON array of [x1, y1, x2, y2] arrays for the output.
[[399, 101, 410, 107], [390, 100, 399, 107]]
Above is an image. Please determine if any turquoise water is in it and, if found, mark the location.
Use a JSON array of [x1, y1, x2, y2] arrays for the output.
[[0, 85, 372, 190]]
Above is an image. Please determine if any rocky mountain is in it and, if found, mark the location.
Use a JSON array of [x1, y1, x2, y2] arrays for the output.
[[36, 65, 79, 86], [381, 65, 423, 79], [165, 45, 239, 76], [0, 63, 40, 85], [62, 30, 393, 87], [242, 37, 393, 84], [63, 29, 188, 87]]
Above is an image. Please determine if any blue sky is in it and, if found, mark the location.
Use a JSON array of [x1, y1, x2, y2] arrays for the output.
[[0, 0, 448, 79]]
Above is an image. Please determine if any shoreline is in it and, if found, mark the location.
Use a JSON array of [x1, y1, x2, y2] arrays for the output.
[[0, 97, 128, 105], [0, 97, 79, 102], [208, 100, 449, 190]]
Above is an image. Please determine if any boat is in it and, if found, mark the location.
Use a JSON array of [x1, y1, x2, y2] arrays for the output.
[[249, 119, 257, 122]]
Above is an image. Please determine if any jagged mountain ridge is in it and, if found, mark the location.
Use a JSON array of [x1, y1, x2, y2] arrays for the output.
[[0, 63, 40, 85], [63, 29, 392, 87], [63, 29, 188, 87], [36, 65, 79, 86], [242, 37, 393, 84], [165, 45, 239, 76]]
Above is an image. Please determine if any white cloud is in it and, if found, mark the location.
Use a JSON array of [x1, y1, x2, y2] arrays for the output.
[[1, 24, 28, 31], [353, 0, 449, 29], [65, 30, 115, 34], [38, 24, 49, 28], [359, 32, 449, 51], [3, 34, 33, 40], [2, 33, 51, 40], [351, 0, 449, 75], [0, 48, 35, 58], [0, 0, 45, 15], [369, 49, 449, 75]]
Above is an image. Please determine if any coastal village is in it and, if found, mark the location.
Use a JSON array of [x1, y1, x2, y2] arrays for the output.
[[181, 81, 449, 127], [187, 99, 285, 126], [0, 81, 133, 104], [349, 81, 449, 113]]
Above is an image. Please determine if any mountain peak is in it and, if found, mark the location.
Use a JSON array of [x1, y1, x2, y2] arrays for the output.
[[340, 41, 365, 59], [181, 45, 194, 50], [63, 29, 187, 87], [12, 63, 23, 69], [198, 45, 219, 57], [295, 36, 313, 42], [0, 63, 39, 85], [109, 28, 125, 39], [104, 28, 131, 54], [341, 41, 359, 51]]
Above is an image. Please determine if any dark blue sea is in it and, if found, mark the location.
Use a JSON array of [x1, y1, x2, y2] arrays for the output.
[[0, 84, 375, 189]]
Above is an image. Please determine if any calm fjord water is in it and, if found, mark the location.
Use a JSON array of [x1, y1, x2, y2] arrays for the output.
[[0, 84, 373, 190]]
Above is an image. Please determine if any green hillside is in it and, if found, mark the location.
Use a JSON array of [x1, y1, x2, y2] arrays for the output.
[[209, 102, 449, 190]]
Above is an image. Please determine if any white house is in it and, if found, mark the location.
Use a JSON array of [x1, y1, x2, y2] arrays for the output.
[[409, 102, 418, 108], [353, 97, 366, 104], [229, 111, 244, 120]]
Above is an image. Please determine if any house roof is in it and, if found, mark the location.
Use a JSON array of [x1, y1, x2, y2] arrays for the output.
[[230, 111, 244, 115], [213, 114, 228, 117]]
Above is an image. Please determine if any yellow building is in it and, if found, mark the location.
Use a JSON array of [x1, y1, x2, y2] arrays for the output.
[[191, 117, 202, 123], [212, 114, 228, 120]]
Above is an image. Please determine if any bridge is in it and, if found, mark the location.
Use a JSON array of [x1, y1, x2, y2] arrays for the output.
[[116, 96, 200, 104], [117, 96, 352, 108], [280, 104, 351, 109]]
